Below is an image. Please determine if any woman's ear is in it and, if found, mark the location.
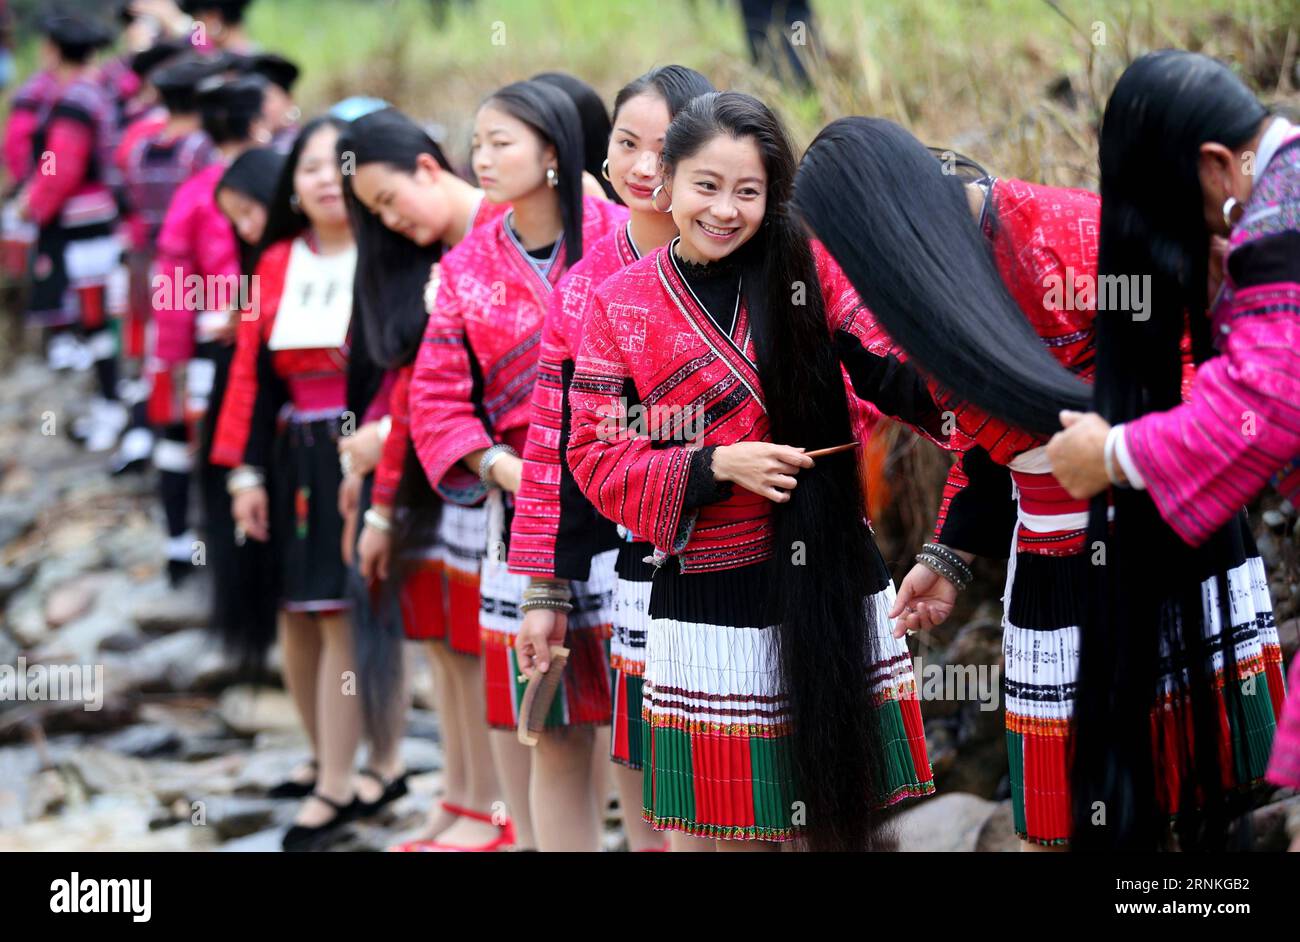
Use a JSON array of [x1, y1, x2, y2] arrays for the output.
[[414, 152, 443, 182], [1196, 141, 1236, 203]]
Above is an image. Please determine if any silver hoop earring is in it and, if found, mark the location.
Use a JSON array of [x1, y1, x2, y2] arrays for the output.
[[1222, 196, 1242, 230], [600, 159, 611, 183], [651, 184, 672, 214], [289, 193, 301, 213], [545, 167, 558, 189]]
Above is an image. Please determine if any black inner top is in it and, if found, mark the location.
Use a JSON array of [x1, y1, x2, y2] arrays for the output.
[[525, 241, 557, 260], [673, 247, 741, 338]]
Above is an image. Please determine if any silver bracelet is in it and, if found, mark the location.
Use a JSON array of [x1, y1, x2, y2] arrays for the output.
[[921, 542, 974, 584], [478, 443, 518, 489], [915, 552, 970, 592], [226, 466, 264, 496], [363, 508, 393, 533], [519, 597, 573, 614]]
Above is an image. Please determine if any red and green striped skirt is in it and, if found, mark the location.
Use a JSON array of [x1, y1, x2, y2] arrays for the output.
[[641, 559, 934, 842], [610, 541, 653, 769], [480, 548, 618, 731], [1004, 545, 1286, 846]]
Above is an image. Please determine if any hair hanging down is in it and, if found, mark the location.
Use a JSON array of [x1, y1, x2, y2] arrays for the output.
[[612, 64, 715, 125], [532, 71, 617, 201], [338, 108, 454, 371], [256, 115, 351, 267], [792, 117, 1091, 436], [662, 91, 888, 851], [1075, 51, 1271, 851], [483, 80, 588, 263]]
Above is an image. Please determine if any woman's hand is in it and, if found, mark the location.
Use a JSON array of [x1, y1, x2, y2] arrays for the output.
[[489, 453, 523, 494], [232, 485, 270, 542], [1046, 410, 1112, 499], [516, 607, 568, 680], [212, 310, 239, 346], [339, 421, 384, 478], [711, 442, 814, 503], [357, 511, 393, 582], [889, 562, 960, 638]]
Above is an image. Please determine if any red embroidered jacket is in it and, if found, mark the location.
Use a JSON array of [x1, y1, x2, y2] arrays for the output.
[[211, 238, 350, 469], [25, 75, 118, 230], [371, 198, 509, 508], [930, 179, 1197, 558], [3, 69, 60, 186], [410, 195, 627, 505], [507, 222, 638, 579], [567, 240, 947, 573]]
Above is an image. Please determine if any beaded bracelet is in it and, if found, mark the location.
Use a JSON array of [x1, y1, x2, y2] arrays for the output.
[[363, 508, 393, 533], [478, 443, 519, 489], [915, 545, 972, 592], [922, 543, 974, 584], [523, 581, 572, 603], [519, 597, 573, 614], [226, 466, 265, 496]]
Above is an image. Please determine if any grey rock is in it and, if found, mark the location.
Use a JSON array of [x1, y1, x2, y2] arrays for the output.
[[97, 724, 182, 758], [129, 574, 212, 634], [974, 800, 1019, 851], [894, 792, 999, 852], [194, 795, 284, 840], [0, 561, 36, 607], [31, 608, 137, 665], [125, 628, 230, 693], [1236, 794, 1300, 852], [218, 686, 301, 736], [217, 826, 288, 852]]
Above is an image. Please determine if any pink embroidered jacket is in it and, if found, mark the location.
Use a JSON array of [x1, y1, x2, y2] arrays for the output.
[[370, 198, 508, 508], [409, 195, 628, 505], [151, 162, 240, 365], [3, 69, 60, 186], [567, 240, 946, 573], [1123, 129, 1300, 547], [507, 222, 638, 579]]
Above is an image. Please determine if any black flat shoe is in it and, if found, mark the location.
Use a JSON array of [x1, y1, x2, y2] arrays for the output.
[[351, 767, 410, 819], [268, 759, 317, 799], [281, 792, 357, 852]]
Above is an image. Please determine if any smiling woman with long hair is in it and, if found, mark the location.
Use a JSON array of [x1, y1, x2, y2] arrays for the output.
[[408, 79, 626, 850], [508, 65, 714, 851], [566, 92, 937, 850]]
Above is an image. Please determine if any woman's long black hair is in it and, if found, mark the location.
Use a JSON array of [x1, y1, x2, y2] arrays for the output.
[[337, 108, 452, 371], [612, 64, 715, 129], [1074, 50, 1271, 851], [217, 147, 286, 276], [791, 117, 1092, 435], [532, 71, 617, 201], [334, 109, 464, 756], [485, 80, 588, 263], [662, 92, 888, 851], [204, 148, 288, 682]]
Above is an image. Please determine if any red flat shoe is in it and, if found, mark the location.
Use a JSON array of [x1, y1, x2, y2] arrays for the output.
[[386, 802, 516, 853]]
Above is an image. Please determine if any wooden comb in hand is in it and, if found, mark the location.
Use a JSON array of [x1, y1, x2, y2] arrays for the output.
[[516, 645, 570, 746]]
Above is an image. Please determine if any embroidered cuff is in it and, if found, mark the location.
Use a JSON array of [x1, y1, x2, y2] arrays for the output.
[[682, 446, 733, 511]]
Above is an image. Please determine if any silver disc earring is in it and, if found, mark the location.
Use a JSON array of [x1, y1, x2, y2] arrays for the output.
[[546, 168, 558, 188]]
